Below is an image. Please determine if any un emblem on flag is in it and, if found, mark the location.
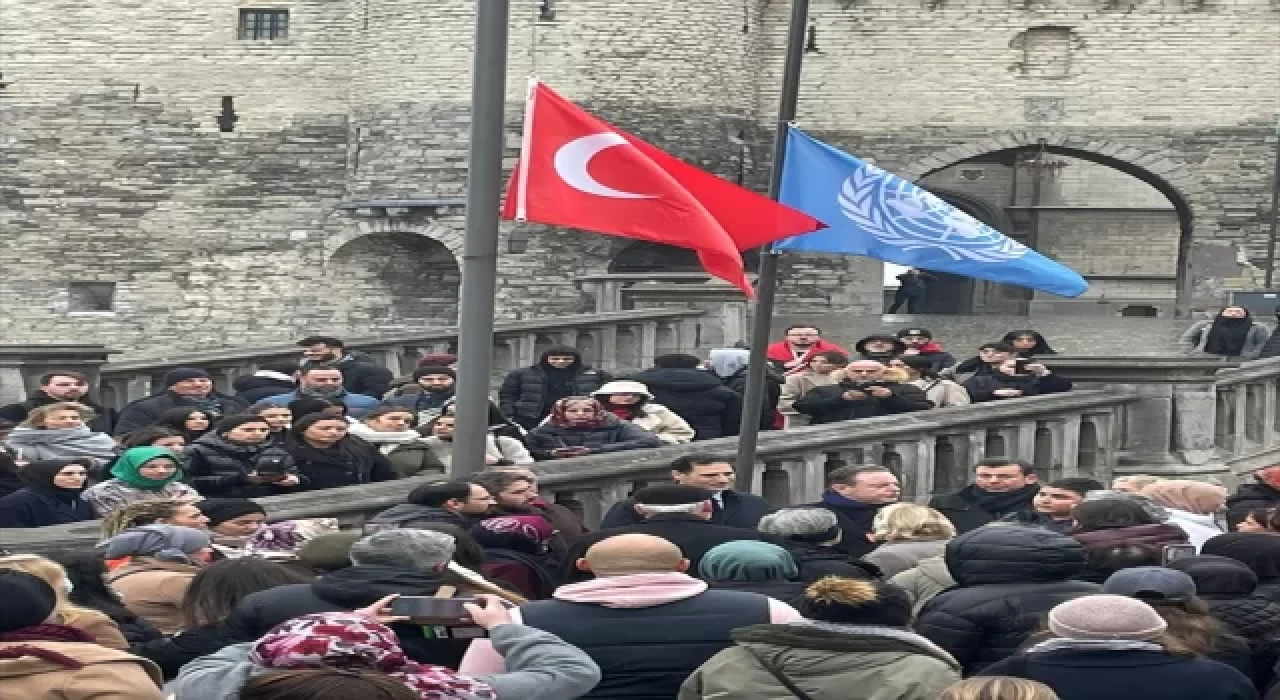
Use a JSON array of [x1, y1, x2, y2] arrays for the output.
[[838, 163, 1029, 263]]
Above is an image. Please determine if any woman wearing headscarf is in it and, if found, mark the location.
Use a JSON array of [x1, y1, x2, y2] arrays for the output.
[[1179, 306, 1270, 360], [708, 347, 782, 431], [184, 414, 303, 498], [0, 570, 165, 700], [1002, 330, 1059, 358], [524, 396, 664, 460], [0, 459, 96, 527], [3, 401, 119, 467], [1203, 533, 1280, 603], [1140, 480, 1228, 550], [82, 446, 201, 518], [283, 413, 396, 491], [698, 541, 807, 607], [590, 380, 694, 444], [104, 524, 212, 634], [170, 600, 601, 700]]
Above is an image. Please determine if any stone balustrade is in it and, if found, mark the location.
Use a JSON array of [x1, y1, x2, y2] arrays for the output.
[[0, 389, 1136, 556], [1213, 357, 1280, 474], [92, 309, 706, 410]]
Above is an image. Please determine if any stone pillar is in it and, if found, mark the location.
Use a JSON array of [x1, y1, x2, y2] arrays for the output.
[[0, 345, 114, 406]]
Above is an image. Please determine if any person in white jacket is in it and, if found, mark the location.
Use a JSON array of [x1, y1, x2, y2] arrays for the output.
[[589, 380, 695, 444], [1140, 480, 1227, 551]]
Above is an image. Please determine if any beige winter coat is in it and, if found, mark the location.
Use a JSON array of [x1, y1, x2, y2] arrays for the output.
[[0, 641, 163, 700], [106, 558, 200, 635], [779, 371, 838, 427], [909, 378, 971, 408], [627, 404, 695, 444]]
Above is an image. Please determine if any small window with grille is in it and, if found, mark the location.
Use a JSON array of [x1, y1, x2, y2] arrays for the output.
[[239, 9, 289, 40]]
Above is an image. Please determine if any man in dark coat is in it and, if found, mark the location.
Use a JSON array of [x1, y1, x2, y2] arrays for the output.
[[897, 328, 957, 372], [601, 456, 772, 530], [1226, 466, 1280, 529], [114, 368, 249, 436], [1169, 554, 1280, 690], [0, 371, 116, 433], [231, 361, 298, 404], [792, 360, 932, 424], [915, 526, 1100, 675], [499, 346, 611, 430], [563, 484, 766, 582], [628, 354, 743, 440], [963, 357, 1073, 403], [805, 465, 902, 558], [296, 335, 394, 398], [930, 458, 1040, 534], [225, 529, 485, 668]]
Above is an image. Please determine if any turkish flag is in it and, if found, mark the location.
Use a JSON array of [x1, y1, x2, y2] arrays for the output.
[[502, 81, 825, 296]]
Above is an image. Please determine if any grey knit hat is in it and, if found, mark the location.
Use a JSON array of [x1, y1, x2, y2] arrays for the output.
[[1048, 594, 1167, 641], [105, 524, 210, 563]]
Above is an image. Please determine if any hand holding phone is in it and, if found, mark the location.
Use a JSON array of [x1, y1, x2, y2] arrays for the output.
[[387, 596, 478, 625], [462, 595, 514, 630]]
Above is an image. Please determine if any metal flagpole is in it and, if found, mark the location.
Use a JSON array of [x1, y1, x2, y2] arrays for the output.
[[1265, 118, 1280, 289], [735, 0, 811, 492], [452, 0, 511, 476]]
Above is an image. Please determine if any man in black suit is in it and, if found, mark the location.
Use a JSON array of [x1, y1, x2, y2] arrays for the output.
[[599, 455, 772, 529], [563, 483, 766, 582]]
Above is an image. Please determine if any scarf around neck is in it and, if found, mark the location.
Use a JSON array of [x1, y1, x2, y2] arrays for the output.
[[554, 571, 708, 608], [965, 483, 1039, 517]]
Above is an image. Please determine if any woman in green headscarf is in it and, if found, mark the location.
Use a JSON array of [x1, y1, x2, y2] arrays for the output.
[[698, 540, 807, 607], [82, 446, 201, 518]]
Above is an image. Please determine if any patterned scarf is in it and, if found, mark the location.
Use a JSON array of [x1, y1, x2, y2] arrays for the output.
[[0, 624, 96, 669], [548, 397, 607, 429], [250, 612, 496, 699]]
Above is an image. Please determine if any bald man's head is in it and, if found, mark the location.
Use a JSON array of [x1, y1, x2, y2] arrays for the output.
[[844, 360, 886, 382], [577, 533, 689, 577]]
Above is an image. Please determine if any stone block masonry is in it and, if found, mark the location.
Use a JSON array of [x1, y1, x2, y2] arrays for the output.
[[0, 0, 1276, 358]]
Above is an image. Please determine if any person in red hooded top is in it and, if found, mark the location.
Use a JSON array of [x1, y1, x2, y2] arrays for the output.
[[765, 326, 849, 378]]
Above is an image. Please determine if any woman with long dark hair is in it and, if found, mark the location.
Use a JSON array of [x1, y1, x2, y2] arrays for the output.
[[152, 406, 215, 443], [1002, 330, 1058, 358], [283, 413, 395, 491], [1179, 306, 1270, 360], [50, 549, 163, 646]]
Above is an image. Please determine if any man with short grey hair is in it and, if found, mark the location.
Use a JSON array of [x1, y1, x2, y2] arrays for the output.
[[560, 484, 765, 582], [758, 507, 878, 582], [226, 529, 478, 665]]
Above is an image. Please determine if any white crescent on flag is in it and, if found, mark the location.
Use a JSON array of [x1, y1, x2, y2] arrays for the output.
[[553, 133, 654, 200]]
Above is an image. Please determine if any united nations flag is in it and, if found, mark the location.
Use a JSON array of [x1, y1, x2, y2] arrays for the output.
[[774, 127, 1088, 298]]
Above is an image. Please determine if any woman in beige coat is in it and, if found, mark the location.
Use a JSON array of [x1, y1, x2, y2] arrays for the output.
[[104, 524, 211, 635], [591, 380, 695, 444], [0, 570, 163, 700], [0, 554, 129, 650], [896, 356, 970, 408]]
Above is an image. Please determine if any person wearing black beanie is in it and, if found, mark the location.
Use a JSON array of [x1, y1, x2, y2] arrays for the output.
[[386, 366, 457, 424], [683, 577, 961, 699], [197, 498, 268, 538], [185, 414, 303, 499], [114, 366, 249, 437], [0, 570, 166, 697]]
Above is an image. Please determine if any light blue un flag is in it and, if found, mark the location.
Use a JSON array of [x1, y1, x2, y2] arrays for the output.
[[774, 127, 1088, 297]]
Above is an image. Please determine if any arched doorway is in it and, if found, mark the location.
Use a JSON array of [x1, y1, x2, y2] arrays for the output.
[[327, 232, 460, 326], [609, 241, 761, 274], [893, 144, 1189, 316]]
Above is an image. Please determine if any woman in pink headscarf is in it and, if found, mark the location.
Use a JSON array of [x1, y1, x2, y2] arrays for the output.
[[1141, 480, 1228, 551], [524, 397, 663, 461]]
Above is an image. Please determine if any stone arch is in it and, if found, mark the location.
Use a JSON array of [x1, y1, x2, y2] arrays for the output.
[[898, 133, 1219, 317], [326, 229, 460, 328], [323, 218, 464, 263]]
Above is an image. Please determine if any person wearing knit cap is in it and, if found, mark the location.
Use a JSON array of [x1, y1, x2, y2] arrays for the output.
[[104, 525, 211, 634], [560, 483, 766, 582], [385, 366, 458, 425], [0, 570, 165, 699], [628, 354, 743, 440], [897, 327, 957, 372], [197, 498, 268, 538], [295, 532, 361, 574], [979, 594, 1256, 700], [114, 367, 248, 437], [699, 541, 807, 607], [286, 397, 346, 424], [82, 446, 201, 518], [184, 414, 303, 499], [681, 577, 960, 699]]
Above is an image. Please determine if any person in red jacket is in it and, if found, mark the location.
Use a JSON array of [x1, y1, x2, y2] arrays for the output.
[[765, 325, 849, 377]]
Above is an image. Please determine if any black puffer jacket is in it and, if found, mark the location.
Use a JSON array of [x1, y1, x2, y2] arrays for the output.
[[628, 367, 743, 440], [499, 347, 611, 429], [915, 526, 1100, 675], [1171, 555, 1280, 689], [183, 432, 299, 498], [114, 391, 249, 436], [0, 391, 116, 434], [525, 415, 664, 459], [963, 372, 1073, 403], [232, 372, 296, 405], [792, 381, 933, 424]]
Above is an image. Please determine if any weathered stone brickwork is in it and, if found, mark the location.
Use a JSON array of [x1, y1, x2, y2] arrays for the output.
[[0, 0, 1276, 358]]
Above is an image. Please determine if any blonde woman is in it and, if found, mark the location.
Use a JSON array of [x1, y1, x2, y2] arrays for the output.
[[0, 553, 130, 650], [3, 401, 118, 465], [939, 677, 1059, 700], [863, 503, 957, 578]]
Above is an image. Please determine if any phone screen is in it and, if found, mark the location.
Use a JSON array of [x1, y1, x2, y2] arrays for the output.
[[1162, 544, 1197, 565], [388, 596, 476, 625]]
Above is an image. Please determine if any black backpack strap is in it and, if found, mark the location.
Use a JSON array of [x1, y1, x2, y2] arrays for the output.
[[741, 646, 815, 700]]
